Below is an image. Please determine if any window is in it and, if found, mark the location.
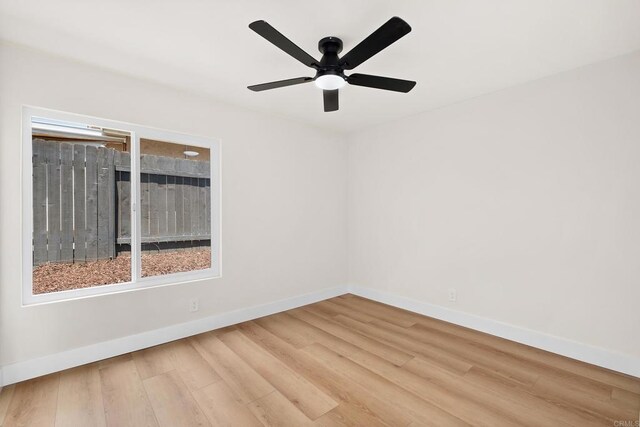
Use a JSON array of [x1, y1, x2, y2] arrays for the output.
[[22, 107, 221, 305]]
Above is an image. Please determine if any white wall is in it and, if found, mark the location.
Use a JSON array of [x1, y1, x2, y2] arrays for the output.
[[348, 51, 640, 360], [0, 42, 348, 368]]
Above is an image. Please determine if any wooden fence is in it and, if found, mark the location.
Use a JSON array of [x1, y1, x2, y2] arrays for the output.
[[32, 140, 211, 266]]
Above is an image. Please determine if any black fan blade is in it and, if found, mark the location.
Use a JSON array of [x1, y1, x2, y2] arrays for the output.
[[249, 20, 319, 68], [323, 90, 339, 112], [339, 17, 411, 70], [347, 73, 416, 93], [248, 77, 313, 92]]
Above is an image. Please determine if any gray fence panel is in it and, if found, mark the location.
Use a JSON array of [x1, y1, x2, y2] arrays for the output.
[[33, 140, 210, 265]]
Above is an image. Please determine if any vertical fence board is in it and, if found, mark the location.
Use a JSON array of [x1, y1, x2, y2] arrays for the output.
[[118, 170, 131, 241], [115, 152, 132, 245], [60, 143, 74, 262], [175, 176, 184, 241], [32, 140, 48, 265], [141, 173, 150, 238], [206, 178, 211, 237], [198, 178, 206, 242], [190, 177, 199, 241], [167, 175, 176, 237], [158, 175, 167, 240], [96, 148, 110, 259], [85, 146, 99, 261], [46, 142, 61, 262], [183, 176, 192, 237], [149, 179, 160, 239], [107, 148, 116, 258], [73, 144, 86, 263]]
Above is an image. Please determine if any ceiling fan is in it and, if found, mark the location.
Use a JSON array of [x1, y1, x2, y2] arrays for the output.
[[247, 17, 416, 112]]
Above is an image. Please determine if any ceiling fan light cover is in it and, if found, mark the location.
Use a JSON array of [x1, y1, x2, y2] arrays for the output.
[[314, 74, 346, 90]]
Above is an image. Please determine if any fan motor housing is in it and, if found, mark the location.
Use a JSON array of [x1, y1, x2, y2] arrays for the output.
[[318, 37, 343, 55], [318, 37, 344, 71]]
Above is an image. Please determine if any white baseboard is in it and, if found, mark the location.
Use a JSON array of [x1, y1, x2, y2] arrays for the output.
[[348, 285, 640, 378], [0, 285, 348, 386]]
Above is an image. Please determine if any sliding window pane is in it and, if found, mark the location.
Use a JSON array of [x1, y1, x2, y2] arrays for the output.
[[31, 118, 132, 294], [139, 138, 211, 277]]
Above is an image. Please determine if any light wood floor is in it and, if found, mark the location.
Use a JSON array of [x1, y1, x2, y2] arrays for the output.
[[1, 295, 639, 426]]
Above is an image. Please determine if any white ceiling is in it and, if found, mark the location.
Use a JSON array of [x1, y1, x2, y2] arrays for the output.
[[2, 0, 640, 133]]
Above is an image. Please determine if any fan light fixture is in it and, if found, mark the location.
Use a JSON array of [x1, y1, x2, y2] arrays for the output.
[[183, 150, 199, 157], [314, 74, 346, 90]]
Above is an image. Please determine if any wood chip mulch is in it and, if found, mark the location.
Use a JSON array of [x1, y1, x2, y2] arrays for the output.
[[33, 250, 211, 294]]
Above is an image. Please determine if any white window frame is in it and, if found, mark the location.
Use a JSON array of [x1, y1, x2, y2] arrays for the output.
[[22, 106, 221, 305]]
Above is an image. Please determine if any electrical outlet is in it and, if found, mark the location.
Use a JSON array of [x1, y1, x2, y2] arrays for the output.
[[189, 298, 199, 312], [448, 288, 457, 302]]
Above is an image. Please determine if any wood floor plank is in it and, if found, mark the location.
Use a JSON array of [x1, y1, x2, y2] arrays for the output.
[[372, 318, 543, 387], [3, 374, 59, 427], [143, 370, 210, 427], [247, 391, 313, 427], [303, 343, 469, 426], [258, 312, 359, 357], [336, 314, 536, 387], [133, 344, 175, 380], [0, 384, 16, 425], [97, 353, 133, 370], [463, 366, 609, 426], [331, 296, 418, 328], [191, 380, 263, 427], [611, 387, 640, 411], [415, 315, 640, 395], [236, 321, 415, 427], [255, 313, 318, 348], [331, 314, 479, 377], [191, 332, 274, 404], [352, 348, 555, 427], [314, 403, 389, 427], [532, 375, 639, 423], [410, 322, 615, 399], [167, 339, 221, 391], [99, 358, 158, 427], [56, 364, 106, 427], [401, 355, 578, 427], [290, 307, 414, 366], [316, 299, 377, 323], [218, 329, 338, 420]]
